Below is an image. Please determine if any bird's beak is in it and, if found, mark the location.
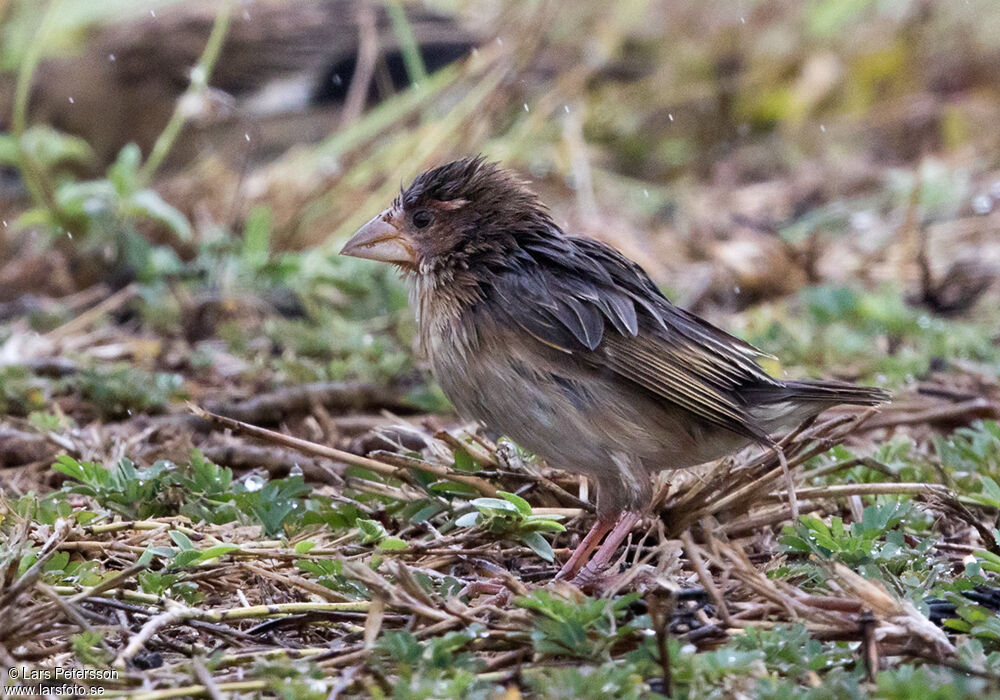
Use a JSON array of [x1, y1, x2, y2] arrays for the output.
[[340, 213, 417, 267]]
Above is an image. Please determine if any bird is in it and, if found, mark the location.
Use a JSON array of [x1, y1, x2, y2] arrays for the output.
[[340, 157, 889, 583]]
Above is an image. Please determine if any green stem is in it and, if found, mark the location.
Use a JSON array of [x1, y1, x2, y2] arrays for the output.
[[10, 0, 63, 217], [385, 0, 427, 84], [137, 0, 233, 185]]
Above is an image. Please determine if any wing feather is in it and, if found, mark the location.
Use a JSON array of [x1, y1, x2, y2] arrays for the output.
[[487, 234, 778, 443]]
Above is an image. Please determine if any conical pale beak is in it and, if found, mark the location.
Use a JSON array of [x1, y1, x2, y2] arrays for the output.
[[340, 214, 417, 266]]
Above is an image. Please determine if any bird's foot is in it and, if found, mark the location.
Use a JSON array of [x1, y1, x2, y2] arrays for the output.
[[555, 511, 641, 585]]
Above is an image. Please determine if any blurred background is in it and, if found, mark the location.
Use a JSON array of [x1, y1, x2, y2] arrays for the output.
[[2, 0, 1000, 472]]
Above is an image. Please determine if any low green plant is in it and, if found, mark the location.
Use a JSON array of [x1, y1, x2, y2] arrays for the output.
[[517, 590, 641, 659], [372, 626, 492, 700], [52, 451, 344, 536], [454, 491, 565, 561]]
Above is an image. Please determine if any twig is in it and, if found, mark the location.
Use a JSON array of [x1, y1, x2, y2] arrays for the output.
[[864, 399, 998, 430], [767, 482, 951, 503], [203, 381, 413, 424], [680, 532, 732, 626], [0, 518, 71, 610], [188, 403, 498, 496], [340, 2, 379, 128], [137, 0, 234, 184], [191, 658, 225, 700]]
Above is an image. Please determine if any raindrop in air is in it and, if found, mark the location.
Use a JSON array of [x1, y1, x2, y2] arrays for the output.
[[820, 124, 826, 132], [523, 103, 530, 112], [68, 97, 74, 104], [668, 113, 674, 121], [67, 231, 72, 239], [740, 16, 746, 24], [108, 54, 116, 62], [564, 105, 570, 113], [150, 9, 156, 17], [972, 194, 993, 214], [244, 133, 251, 142], [244, 474, 266, 492], [643, 189, 649, 197], [331, 74, 342, 86]]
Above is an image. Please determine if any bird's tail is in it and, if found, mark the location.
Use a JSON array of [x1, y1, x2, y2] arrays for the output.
[[746, 379, 889, 432], [770, 379, 890, 407]]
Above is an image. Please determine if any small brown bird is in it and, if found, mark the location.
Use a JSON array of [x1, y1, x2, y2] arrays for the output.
[[341, 157, 888, 583]]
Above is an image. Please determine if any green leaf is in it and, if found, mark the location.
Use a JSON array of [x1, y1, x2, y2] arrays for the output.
[[168, 530, 195, 550], [193, 543, 241, 562], [378, 537, 408, 551], [242, 205, 272, 271], [52, 455, 87, 482], [357, 518, 387, 544], [126, 189, 192, 239], [172, 550, 202, 568], [0, 132, 19, 166], [520, 531, 555, 562], [471, 497, 520, 514], [108, 143, 142, 196], [294, 540, 317, 554], [454, 512, 480, 528], [499, 491, 532, 516]]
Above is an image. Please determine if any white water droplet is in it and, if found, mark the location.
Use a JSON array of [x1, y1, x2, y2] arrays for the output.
[[733, 285, 741, 294], [244, 133, 251, 142], [66, 231, 73, 239], [564, 105, 570, 113], [820, 124, 826, 132], [68, 97, 74, 104], [972, 194, 993, 214], [150, 9, 156, 17], [1, 220, 7, 228], [331, 73, 342, 86], [523, 103, 530, 112], [496, 37, 503, 46], [108, 54, 116, 62], [643, 189, 649, 197], [740, 16, 746, 24], [668, 113, 674, 121], [244, 474, 265, 492]]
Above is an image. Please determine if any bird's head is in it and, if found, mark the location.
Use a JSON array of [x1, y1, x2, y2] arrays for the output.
[[340, 157, 553, 276]]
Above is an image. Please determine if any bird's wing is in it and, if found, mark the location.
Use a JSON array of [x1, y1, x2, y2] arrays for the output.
[[488, 235, 780, 443]]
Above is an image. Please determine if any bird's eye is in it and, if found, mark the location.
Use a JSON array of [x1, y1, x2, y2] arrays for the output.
[[412, 209, 433, 229]]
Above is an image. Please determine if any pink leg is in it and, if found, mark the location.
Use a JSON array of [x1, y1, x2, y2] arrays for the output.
[[573, 511, 641, 586], [554, 514, 618, 581]]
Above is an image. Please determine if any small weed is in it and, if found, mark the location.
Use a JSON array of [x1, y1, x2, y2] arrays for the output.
[[454, 491, 565, 562], [517, 590, 641, 659]]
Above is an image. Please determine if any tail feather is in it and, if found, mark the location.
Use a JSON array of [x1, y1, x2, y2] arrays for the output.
[[745, 379, 889, 433], [769, 379, 890, 407]]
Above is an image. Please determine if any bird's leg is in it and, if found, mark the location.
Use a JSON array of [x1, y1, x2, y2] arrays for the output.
[[554, 514, 619, 581], [572, 511, 641, 586]]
